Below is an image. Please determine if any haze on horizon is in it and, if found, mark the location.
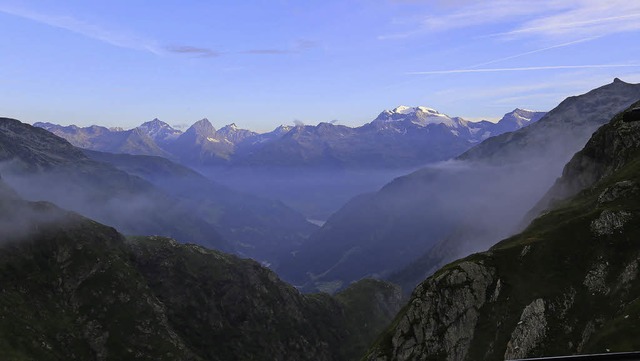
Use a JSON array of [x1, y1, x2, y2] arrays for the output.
[[1, 0, 640, 131]]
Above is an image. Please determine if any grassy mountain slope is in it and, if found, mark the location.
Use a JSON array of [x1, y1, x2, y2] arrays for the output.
[[366, 102, 640, 360]]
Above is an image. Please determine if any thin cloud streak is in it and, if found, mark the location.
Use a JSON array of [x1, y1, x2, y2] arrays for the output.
[[241, 49, 293, 55], [166, 45, 221, 58], [494, 12, 640, 38], [380, 1, 640, 41], [469, 37, 600, 68], [408, 64, 640, 75], [0, 4, 163, 55], [0, 4, 319, 59]]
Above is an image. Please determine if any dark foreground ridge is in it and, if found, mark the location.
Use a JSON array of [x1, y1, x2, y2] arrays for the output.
[[0, 180, 402, 360]]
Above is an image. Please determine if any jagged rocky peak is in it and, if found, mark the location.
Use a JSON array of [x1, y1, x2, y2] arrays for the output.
[[266, 124, 294, 137], [139, 118, 170, 128], [218, 123, 243, 134], [216, 123, 259, 144], [137, 118, 182, 142], [187, 118, 216, 136]]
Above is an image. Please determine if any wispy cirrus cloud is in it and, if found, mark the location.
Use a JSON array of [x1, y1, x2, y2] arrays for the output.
[[240, 39, 320, 55], [0, 3, 163, 55], [408, 64, 640, 75], [469, 36, 600, 68], [380, 0, 640, 41], [241, 49, 293, 55], [0, 3, 319, 59], [497, 2, 640, 39], [165, 45, 221, 58]]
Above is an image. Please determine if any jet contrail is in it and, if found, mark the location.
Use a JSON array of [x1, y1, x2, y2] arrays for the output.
[[408, 64, 640, 75], [469, 37, 600, 69]]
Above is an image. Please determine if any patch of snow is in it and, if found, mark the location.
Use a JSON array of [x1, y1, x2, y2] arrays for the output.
[[207, 137, 220, 143]]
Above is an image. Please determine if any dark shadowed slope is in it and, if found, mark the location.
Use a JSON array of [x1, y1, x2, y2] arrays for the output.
[[0, 178, 401, 360], [366, 100, 640, 361], [280, 79, 640, 294]]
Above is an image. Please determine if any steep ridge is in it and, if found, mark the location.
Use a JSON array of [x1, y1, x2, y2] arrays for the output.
[[0, 117, 230, 251], [280, 79, 640, 293], [460, 78, 640, 165], [529, 101, 640, 220], [0, 180, 402, 360], [365, 102, 640, 360]]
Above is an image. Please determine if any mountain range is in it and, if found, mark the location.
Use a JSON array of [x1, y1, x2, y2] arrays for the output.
[[35, 107, 544, 169], [278, 78, 640, 293]]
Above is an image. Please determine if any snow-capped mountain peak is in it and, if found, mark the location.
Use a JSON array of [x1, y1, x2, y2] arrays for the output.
[[392, 105, 440, 115], [374, 105, 458, 128]]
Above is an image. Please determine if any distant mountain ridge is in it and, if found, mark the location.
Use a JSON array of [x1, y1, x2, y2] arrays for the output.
[[35, 107, 544, 168]]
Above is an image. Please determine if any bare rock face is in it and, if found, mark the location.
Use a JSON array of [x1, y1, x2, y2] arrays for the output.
[[504, 299, 547, 359], [590, 210, 632, 236], [583, 262, 610, 294], [369, 261, 496, 361], [598, 181, 637, 204]]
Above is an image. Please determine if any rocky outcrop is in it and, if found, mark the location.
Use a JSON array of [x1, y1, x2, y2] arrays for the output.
[[367, 261, 497, 361], [590, 210, 632, 236], [597, 180, 638, 204], [504, 299, 547, 359]]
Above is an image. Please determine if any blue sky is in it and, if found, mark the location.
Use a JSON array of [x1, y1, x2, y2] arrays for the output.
[[1, 0, 640, 132]]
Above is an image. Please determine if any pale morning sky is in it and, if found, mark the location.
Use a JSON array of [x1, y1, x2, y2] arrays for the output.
[[1, 0, 640, 132]]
